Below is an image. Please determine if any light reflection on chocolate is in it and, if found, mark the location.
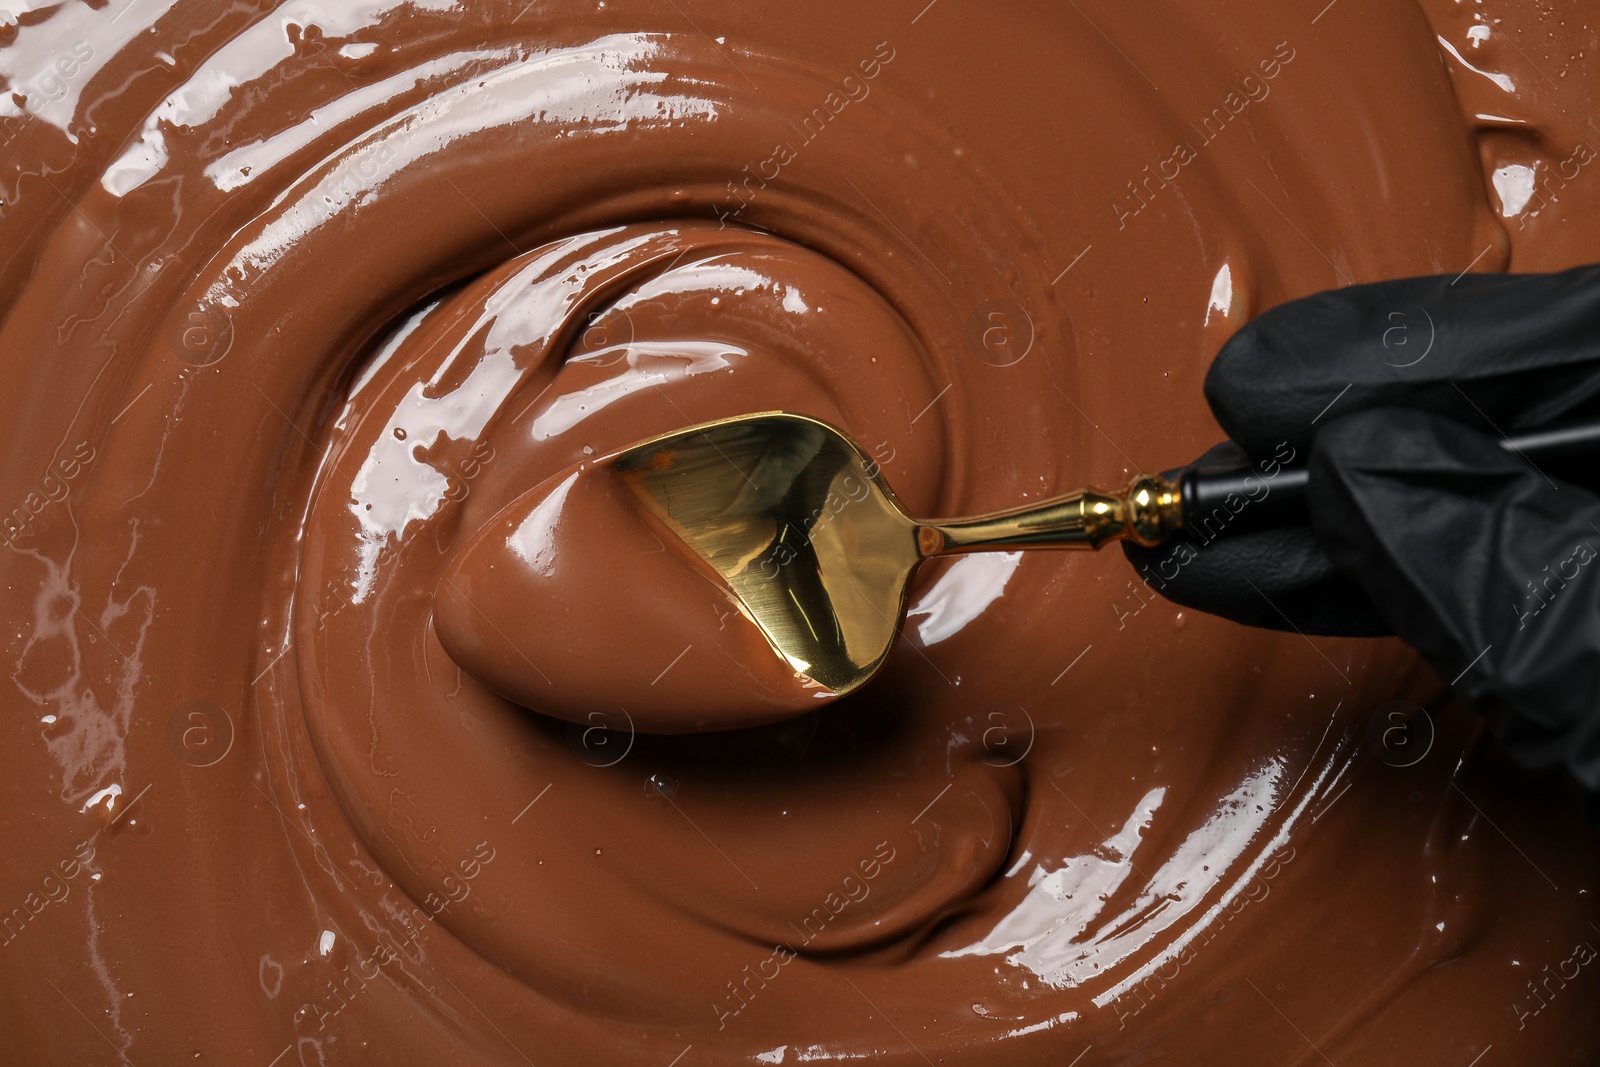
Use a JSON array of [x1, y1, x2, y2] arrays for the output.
[[1, 0, 1597, 1063]]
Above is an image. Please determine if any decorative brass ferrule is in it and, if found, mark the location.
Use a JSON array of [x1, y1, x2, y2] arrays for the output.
[[1123, 473, 1184, 547]]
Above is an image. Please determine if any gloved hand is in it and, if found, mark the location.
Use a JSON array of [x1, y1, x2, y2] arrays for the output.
[[1125, 262, 1600, 791]]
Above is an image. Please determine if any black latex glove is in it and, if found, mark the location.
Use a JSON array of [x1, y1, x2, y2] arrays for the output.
[[1125, 262, 1600, 789]]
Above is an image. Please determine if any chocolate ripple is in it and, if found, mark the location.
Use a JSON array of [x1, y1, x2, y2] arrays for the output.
[[1, 2, 1598, 1064]]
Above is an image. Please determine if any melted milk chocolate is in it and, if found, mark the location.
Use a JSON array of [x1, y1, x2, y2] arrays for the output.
[[1, 1, 1598, 1063], [433, 456, 829, 731]]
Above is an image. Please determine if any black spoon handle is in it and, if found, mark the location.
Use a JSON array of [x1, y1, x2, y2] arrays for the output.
[[1177, 419, 1600, 540]]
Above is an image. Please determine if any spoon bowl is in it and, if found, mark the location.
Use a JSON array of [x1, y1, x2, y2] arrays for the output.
[[614, 412, 1181, 695]]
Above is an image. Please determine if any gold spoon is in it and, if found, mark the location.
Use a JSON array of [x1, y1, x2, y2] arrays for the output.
[[613, 411, 1182, 696], [616, 409, 1600, 697]]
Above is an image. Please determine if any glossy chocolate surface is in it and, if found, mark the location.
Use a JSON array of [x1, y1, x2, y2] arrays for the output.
[[1, 1, 1598, 1063]]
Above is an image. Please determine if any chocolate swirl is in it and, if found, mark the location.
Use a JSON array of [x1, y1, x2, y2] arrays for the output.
[[2, 1, 1597, 1063]]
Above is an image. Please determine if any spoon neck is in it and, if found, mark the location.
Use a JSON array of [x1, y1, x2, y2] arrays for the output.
[[917, 474, 1181, 556]]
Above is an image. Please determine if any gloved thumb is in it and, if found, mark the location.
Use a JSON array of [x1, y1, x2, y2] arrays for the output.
[[1309, 408, 1600, 789]]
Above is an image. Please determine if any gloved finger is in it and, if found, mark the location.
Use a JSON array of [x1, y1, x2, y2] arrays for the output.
[[1310, 407, 1600, 789], [1206, 263, 1600, 458], [1121, 525, 1389, 637], [1121, 439, 1389, 636]]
